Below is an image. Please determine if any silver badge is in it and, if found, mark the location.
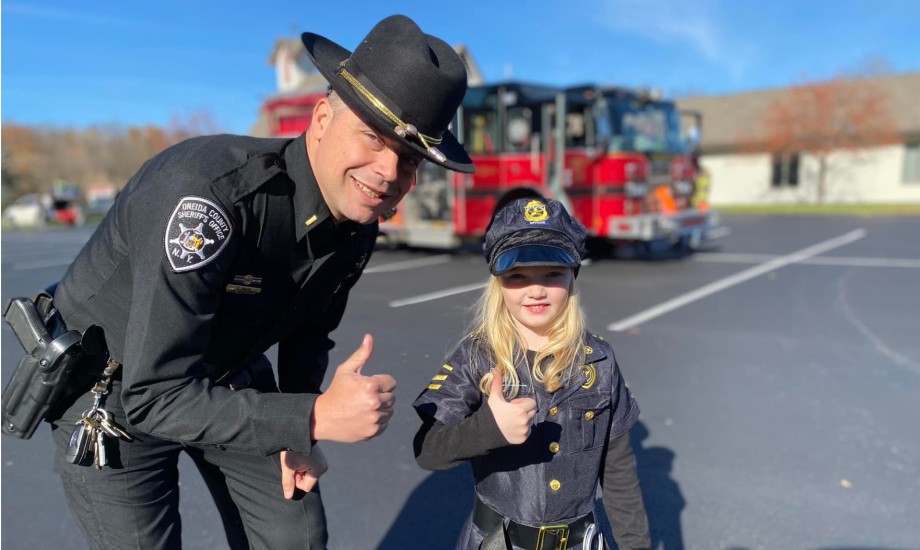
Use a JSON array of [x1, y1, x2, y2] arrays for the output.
[[164, 196, 233, 272]]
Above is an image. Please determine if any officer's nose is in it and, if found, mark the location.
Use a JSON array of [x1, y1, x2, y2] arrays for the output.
[[375, 146, 400, 184]]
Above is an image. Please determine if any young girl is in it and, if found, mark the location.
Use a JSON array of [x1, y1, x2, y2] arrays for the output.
[[413, 197, 650, 550]]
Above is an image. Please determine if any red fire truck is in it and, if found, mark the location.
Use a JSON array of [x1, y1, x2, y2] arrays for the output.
[[261, 91, 326, 138], [379, 81, 718, 252], [258, 81, 718, 252]]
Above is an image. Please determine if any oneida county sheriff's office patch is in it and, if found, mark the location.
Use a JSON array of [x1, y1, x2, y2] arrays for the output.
[[164, 196, 233, 272]]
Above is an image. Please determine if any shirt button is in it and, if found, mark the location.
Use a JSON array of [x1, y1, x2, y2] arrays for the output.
[[548, 406, 559, 416], [549, 442, 560, 454], [584, 411, 595, 421], [549, 479, 561, 491]]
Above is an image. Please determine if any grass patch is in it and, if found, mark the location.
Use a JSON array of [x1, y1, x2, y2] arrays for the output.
[[716, 203, 920, 216]]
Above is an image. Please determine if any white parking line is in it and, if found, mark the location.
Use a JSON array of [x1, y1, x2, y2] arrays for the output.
[[364, 254, 452, 273], [389, 281, 488, 308], [695, 253, 920, 269], [608, 229, 868, 332]]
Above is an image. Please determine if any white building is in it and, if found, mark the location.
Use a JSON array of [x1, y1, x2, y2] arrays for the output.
[[677, 73, 920, 205]]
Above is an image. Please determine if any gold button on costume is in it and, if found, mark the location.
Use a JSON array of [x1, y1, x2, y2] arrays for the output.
[[584, 411, 595, 421], [549, 442, 560, 453], [549, 479, 561, 491], [548, 406, 558, 416]]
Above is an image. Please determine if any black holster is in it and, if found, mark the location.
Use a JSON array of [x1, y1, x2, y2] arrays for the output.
[[2, 290, 98, 439]]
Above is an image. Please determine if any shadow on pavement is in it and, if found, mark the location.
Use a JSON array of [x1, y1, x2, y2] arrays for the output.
[[377, 464, 474, 550], [632, 421, 686, 550]]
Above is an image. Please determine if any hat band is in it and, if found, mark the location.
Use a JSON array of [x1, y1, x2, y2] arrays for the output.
[[337, 64, 448, 163]]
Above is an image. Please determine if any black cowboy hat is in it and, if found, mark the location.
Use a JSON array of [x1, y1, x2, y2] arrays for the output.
[[302, 15, 474, 173]]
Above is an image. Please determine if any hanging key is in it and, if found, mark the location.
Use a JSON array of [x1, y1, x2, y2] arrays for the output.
[[94, 408, 133, 442], [64, 421, 93, 465], [98, 414, 134, 442], [94, 429, 108, 469]]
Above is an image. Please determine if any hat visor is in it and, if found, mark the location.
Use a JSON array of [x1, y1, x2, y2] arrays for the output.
[[301, 32, 475, 174], [493, 245, 578, 275]]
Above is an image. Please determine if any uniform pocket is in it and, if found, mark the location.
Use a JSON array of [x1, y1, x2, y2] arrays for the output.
[[563, 394, 611, 452]]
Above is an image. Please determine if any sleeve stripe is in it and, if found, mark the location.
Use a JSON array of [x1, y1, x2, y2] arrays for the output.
[[427, 384, 442, 390], [432, 374, 448, 381], [442, 364, 454, 371]]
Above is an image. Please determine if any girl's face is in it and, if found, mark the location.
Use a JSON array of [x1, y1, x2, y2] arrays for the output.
[[499, 265, 573, 347]]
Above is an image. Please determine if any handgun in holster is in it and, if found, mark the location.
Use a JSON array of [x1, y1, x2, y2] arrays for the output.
[[2, 291, 86, 439]]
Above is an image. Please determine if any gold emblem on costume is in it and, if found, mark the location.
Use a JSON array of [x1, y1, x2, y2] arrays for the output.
[[580, 364, 597, 389], [523, 200, 548, 222], [584, 345, 593, 355]]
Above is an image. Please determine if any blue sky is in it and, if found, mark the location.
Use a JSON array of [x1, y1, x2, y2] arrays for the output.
[[3, 0, 919, 134]]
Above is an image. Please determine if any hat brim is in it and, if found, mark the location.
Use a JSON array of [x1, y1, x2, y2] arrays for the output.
[[301, 32, 474, 174], [493, 245, 578, 275]]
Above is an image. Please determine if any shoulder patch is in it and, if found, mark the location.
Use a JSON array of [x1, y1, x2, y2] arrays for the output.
[[164, 196, 233, 272]]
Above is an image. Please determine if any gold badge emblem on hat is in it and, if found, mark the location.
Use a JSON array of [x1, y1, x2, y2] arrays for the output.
[[523, 200, 548, 222], [581, 364, 597, 389]]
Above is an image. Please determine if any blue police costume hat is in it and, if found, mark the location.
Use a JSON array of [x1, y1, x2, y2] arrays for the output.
[[301, 15, 474, 173], [483, 197, 588, 276]]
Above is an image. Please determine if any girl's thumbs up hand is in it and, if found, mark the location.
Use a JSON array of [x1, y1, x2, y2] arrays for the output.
[[486, 369, 537, 444]]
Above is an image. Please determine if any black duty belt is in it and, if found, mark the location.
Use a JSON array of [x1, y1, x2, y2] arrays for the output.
[[473, 496, 593, 550]]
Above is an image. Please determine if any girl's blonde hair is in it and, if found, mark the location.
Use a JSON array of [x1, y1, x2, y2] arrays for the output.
[[472, 273, 586, 398]]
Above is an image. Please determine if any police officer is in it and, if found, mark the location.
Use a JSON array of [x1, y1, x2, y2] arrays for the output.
[[47, 15, 473, 549]]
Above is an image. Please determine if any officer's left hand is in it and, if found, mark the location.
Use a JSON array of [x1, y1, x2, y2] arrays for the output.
[[280, 446, 328, 499]]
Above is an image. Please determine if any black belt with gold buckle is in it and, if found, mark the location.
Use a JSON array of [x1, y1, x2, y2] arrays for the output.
[[473, 497, 592, 550]]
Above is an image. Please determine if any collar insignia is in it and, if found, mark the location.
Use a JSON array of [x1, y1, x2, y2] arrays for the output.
[[226, 274, 263, 295]]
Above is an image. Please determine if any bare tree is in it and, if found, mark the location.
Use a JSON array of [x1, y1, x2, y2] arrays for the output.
[[760, 71, 899, 204], [1, 110, 223, 199]]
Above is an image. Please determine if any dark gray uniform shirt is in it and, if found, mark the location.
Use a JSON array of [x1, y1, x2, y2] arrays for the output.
[[413, 333, 641, 526], [54, 133, 376, 456]]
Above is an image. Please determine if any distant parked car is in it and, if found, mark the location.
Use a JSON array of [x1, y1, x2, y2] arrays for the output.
[[2, 194, 48, 229], [50, 198, 85, 226]]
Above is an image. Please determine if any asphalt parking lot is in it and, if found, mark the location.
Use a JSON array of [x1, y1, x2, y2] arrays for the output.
[[2, 214, 919, 549]]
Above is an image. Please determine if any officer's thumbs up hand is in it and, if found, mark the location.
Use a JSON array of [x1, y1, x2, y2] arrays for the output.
[[312, 334, 397, 443], [486, 369, 537, 445]]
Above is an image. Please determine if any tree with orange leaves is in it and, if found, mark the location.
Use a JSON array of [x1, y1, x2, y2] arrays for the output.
[[760, 72, 899, 204]]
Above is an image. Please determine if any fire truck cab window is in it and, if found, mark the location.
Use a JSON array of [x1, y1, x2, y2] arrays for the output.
[[566, 112, 587, 148], [506, 108, 532, 152], [465, 112, 498, 154]]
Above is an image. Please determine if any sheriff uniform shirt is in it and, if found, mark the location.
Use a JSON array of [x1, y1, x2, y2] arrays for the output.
[[54, 133, 376, 456]]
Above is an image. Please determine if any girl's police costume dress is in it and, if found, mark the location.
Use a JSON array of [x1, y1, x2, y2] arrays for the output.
[[413, 198, 650, 550]]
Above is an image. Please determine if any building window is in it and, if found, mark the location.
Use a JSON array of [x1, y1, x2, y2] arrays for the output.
[[771, 152, 800, 188], [905, 143, 920, 183]]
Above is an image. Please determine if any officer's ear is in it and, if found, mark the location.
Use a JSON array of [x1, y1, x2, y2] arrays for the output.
[[310, 97, 334, 139]]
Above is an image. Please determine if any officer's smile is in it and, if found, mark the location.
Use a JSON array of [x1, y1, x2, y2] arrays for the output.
[[352, 176, 383, 200]]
